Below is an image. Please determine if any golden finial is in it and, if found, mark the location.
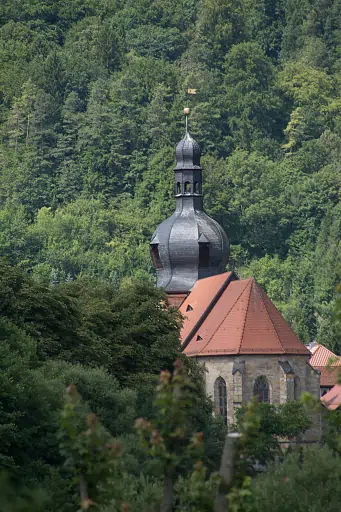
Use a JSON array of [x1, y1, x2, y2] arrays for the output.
[[184, 108, 190, 133]]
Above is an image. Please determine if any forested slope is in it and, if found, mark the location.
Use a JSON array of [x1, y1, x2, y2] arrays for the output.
[[1, 0, 341, 349]]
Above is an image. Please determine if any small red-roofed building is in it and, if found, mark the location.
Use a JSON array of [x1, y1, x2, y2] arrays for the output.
[[321, 384, 341, 410], [309, 343, 341, 397], [150, 117, 321, 441]]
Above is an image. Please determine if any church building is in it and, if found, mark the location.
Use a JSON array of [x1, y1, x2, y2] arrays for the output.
[[150, 113, 320, 436]]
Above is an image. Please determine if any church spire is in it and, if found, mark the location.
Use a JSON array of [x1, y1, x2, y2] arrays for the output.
[[150, 110, 229, 294], [175, 108, 201, 169], [174, 108, 203, 210]]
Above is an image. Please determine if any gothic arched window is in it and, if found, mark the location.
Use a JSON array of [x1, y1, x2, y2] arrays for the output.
[[214, 377, 227, 424], [176, 182, 181, 195], [194, 181, 200, 194], [253, 376, 270, 403]]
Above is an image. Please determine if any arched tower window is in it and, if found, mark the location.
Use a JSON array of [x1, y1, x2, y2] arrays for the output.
[[214, 377, 227, 425], [184, 181, 191, 194], [150, 244, 163, 270], [194, 181, 200, 194], [253, 376, 270, 403], [176, 182, 181, 195]]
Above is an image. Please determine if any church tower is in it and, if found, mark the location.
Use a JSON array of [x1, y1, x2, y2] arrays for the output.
[[150, 110, 229, 302]]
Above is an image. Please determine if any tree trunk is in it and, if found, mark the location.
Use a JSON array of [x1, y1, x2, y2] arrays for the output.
[[214, 432, 241, 512], [79, 473, 89, 504], [160, 472, 173, 512]]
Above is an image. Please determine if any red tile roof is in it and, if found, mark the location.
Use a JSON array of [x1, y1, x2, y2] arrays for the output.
[[181, 275, 310, 357], [310, 344, 341, 367], [321, 384, 341, 410], [309, 344, 341, 387]]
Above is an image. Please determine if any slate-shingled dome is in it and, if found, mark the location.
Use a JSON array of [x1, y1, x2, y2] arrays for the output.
[[150, 126, 229, 293]]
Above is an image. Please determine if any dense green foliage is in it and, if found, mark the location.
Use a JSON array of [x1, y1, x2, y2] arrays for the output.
[[0, 260, 228, 510], [0, 261, 181, 380], [234, 401, 311, 465], [1, 0, 341, 349], [253, 446, 341, 512], [52, 360, 314, 512], [0, 258, 336, 511]]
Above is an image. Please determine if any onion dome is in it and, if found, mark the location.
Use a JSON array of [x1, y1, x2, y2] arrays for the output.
[[175, 131, 201, 169]]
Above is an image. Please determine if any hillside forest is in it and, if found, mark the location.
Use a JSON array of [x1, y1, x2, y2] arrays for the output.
[[2, 0, 341, 350]]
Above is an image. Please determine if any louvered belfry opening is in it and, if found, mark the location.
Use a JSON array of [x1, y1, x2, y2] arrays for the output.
[[199, 243, 209, 268], [150, 244, 163, 270], [184, 181, 191, 193]]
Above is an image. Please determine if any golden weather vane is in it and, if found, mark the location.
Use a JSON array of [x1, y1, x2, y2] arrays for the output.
[[184, 88, 197, 131]]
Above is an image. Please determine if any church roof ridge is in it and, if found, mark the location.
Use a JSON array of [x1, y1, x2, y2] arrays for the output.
[[180, 271, 236, 352], [255, 280, 286, 354], [237, 279, 253, 354]]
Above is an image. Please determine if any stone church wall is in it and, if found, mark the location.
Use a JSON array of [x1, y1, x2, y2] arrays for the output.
[[198, 354, 321, 442]]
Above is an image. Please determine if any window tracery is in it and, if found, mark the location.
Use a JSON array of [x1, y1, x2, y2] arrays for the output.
[[253, 376, 270, 403]]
